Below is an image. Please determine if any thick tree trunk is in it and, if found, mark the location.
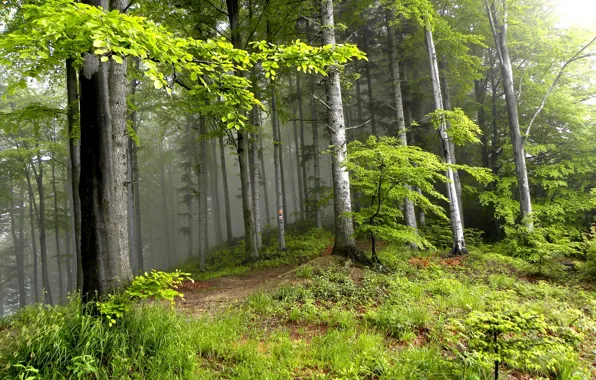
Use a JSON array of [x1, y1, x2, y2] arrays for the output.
[[296, 74, 309, 219], [321, 0, 357, 258], [127, 60, 143, 274], [219, 135, 233, 243], [227, 0, 258, 261], [289, 76, 305, 221], [51, 155, 64, 303], [79, 0, 132, 298], [271, 86, 287, 250], [386, 10, 418, 233], [66, 58, 83, 291], [425, 27, 467, 256], [486, 1, 533, 230]]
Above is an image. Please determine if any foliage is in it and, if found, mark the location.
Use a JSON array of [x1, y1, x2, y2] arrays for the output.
[[97, 270, 191, 326], [455, 309, 578, 377], [0, 0, 365, 129], [346, 136, 449, 249]]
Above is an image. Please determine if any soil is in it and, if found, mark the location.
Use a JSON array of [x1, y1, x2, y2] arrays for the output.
[[176, 265, 297, 314]]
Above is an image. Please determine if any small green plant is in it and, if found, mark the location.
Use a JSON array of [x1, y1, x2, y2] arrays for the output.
[[457, 309, 572, 379], [67, 355, 98, 379], [98, 270, 192, 326]]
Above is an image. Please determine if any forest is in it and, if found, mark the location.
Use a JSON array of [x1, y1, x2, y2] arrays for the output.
[[0, 0, 595, 378]]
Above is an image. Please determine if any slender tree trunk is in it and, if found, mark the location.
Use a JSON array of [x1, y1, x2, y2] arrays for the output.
[[486, 0, 533, 230], [29, 155, 53, 305], [186, 122, 195, 258], [195, 117, 208, 268], [63, 177, 74, 293], [296, 74, 309, 218], [386, 10, 418, 233], [439, 60, 464, 228], [227, 0, 258, 261], [289, 76, 305, 221], [158, 141, 174, 269], [271, 85, 287, 250], [258, 126, 271, 226], [51, 153, 64, 303], [27, 186, 39, 303], [362, 31, 378, 136], [310, 76, 322, 228], [287, 126, 299, 221], [219, 135, 233, 243], [476, 79, 490, 169], [250, 123, 263, 249], [66, 58, 82, 291], [211, 137, 224, 246], [9, 176, 26, 308], [425, 26, 467, 256], [321, 0, 357, 257]]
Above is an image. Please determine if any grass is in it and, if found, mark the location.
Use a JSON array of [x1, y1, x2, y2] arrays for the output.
[[1, 229, 595, 379]]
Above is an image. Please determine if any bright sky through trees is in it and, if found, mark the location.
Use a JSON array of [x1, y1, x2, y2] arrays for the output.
[[555, 0, 596, 27]]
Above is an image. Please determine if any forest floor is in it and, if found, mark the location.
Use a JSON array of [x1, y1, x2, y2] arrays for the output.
[[1, 227, 595, 379]]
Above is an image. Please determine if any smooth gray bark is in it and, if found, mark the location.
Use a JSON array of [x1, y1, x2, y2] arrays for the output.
[[296, 74, 309, 218], [320, 0, 357, 257], [310, 76, 322, 229], [289, 76, 305, 221], [386, 10, 418, 233], [211, 137, 224, 245], [9, 176, 26, 308], [271, 86, 286, 250], [196, 117, 208, 268], [219, 135, 233, 243], [486, 0, 533, 230], [425, 26, 467, 256], [51, 151, 64, 303]]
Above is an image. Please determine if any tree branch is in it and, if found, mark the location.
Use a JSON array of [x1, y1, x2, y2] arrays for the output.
[[524, 36, 596, 140]]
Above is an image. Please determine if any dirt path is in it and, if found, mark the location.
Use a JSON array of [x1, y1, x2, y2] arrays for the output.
[[175, 265, 297, 314]]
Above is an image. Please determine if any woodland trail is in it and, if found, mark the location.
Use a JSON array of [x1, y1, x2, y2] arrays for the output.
[[175, 264, 299, 315]]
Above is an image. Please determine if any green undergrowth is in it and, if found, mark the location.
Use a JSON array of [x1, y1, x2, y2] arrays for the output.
[[178, 225, 333, 281], [1, 240, 595, 379]]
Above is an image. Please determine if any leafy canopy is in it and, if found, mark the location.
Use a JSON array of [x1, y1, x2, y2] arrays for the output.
[[0, 0, 365, 129]]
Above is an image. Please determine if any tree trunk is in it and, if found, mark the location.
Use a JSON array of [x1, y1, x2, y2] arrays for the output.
[[425, 26, 467, 256], [195, 116, 208, 268], [296, 74, 309, 219], [439, 60, 464, 228], [184, 119, 195, 259], [158, 140, 174, 269], [51, 152, 65, 303], [127, 59, 143, 274], [211, 137, 224, 246], [486, 0, 533, 230], [29, 155, 53, 305], [321, 0, 357, 258], [66, 58, 83, 291], [271, 85, 287, 250], [227, 0, 258, 261], [362, 31, 378, 136], [310, 76, 322, 229], [386, 10, 418, 233], [27, 184, 39, 303], [219, 134, 233, 243], [9, 176, 26, 308], [249, 121, 263, 249], [79, 0, 132, 298], [289, 76, 305, 221]]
